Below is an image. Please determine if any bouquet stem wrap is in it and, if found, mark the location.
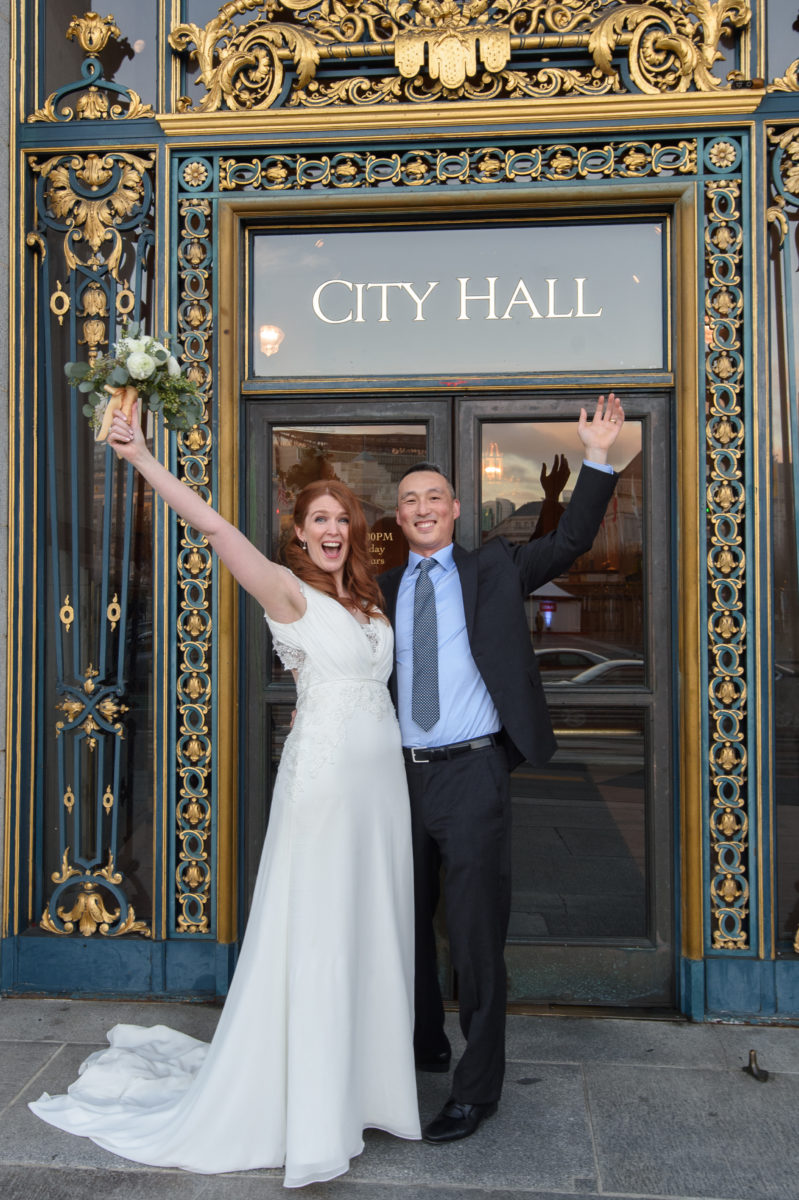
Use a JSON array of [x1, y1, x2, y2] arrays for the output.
[[96, 385, 138, 443]]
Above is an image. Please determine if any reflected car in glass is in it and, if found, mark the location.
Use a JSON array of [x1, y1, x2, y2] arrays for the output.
[[549, 658, 645, 687], [534, 647, 608, 681]]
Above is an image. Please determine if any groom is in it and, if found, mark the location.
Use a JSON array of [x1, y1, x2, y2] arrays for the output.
[[379, 395, 624, 1144]]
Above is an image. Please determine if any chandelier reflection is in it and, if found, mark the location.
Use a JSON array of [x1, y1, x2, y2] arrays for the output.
[[483, 441, 503, 481], [259, 324, 285, 357]]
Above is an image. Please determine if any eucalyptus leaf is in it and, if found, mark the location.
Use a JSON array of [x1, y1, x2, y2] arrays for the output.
[[82, 404, 94, 418], [109, 366, 128, 386], [78, 379, 95, 393]]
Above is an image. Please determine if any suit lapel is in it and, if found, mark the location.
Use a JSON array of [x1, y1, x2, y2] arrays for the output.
[[379, 567, 402, 626], [453, 543, 478, 640], [378, 566, 404, 711]]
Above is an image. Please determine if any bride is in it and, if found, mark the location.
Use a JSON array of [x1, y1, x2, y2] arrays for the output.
[[30, 404, 421, 1187]]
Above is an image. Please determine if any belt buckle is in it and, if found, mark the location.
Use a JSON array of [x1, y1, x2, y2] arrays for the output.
[[410, 747, 431, 764]]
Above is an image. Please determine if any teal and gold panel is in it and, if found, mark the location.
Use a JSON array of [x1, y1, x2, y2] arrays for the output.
[[173, 189, 214, 936], [25, 145, 159, 941], [704, 170, 750, 950]]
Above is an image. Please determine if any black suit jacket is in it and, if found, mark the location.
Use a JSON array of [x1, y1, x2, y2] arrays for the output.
[[379, 464, 618, 771]]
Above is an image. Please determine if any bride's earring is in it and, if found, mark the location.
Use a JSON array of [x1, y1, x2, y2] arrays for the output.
[[300, 540, 308, 552]]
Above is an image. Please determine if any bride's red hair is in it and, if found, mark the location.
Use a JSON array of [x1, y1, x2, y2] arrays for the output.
[[281, 480, 387, 620]]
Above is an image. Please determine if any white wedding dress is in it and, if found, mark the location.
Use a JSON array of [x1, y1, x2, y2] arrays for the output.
[[30, 580, 421, 1187]]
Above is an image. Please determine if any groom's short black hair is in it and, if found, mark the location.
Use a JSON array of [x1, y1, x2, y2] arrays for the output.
[[398, 461, 455, 498]]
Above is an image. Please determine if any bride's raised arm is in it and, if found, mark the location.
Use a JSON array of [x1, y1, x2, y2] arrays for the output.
[[107, 404, 304, 623]]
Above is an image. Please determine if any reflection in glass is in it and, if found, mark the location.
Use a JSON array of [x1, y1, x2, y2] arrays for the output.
[[766, 1, 799, 84], [481, 420, 645, 679], [509, 710, 647, 941], [770, 211, 799, 945], [265, 425, 425, 686], [43, 1, 158, 105], [242, 418, 430, 912]]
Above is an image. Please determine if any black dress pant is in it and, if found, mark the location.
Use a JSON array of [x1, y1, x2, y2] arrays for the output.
[[405, 742, 511, 1105]]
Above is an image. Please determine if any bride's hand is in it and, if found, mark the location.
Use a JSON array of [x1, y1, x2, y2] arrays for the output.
[[107, 399, 146, 463]]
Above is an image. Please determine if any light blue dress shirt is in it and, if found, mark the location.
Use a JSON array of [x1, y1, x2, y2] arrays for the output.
[[395, 460, 613, 748], [396, 543, 501, 748]]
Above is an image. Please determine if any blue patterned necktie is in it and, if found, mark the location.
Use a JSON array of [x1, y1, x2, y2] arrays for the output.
[[412, 557, 440, 732]]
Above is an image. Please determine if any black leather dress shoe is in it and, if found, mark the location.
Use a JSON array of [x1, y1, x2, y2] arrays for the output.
[[414, 1049, 451, 1073], [422, 1099, 498, 1143]]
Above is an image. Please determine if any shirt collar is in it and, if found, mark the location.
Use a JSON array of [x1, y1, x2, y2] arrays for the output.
[[406, 542, 455, 576]]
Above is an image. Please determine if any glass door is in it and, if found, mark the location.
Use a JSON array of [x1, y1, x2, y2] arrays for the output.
[[458, 391, 674, 1007], [240, 398, 451, 914]]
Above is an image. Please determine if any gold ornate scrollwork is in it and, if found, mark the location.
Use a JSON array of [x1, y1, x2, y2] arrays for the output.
[[590, 0, 750, 95], [173, 193, 214, 935], [50, 281, 71, 325], [30, 152, 155, 280], [768, 61, 799, 94], [66, 12, 121, 56], [107, 593, 121, 632], [50, 881, 150, 937], [170, 0, 319, 112], [168, 0, 754, 111], [705, 175, 748, 951], [59, 595, 75, 632]]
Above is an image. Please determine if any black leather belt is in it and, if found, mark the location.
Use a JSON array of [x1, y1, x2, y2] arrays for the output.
[[403, 735, 497, 764]]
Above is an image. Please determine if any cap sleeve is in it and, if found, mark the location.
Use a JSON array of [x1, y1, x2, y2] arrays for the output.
[[264, 571, 307, 671]]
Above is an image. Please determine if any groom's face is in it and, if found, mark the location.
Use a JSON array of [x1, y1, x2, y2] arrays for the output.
[[396, 470, 460, 557]]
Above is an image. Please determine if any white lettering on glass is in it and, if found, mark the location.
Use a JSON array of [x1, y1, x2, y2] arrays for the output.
[[575, 277, 603, 318], [546, 278, 573, 319], [312, 279, 353, 324], [365, 282, 406, 322], [312, 276, 605, 324], [500, 279, 543, 320], [401, 281, 439, 321], [457, 277, 498, 320]]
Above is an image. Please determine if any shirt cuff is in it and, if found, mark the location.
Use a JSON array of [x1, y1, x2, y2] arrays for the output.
[[583, 459, 615, 475]]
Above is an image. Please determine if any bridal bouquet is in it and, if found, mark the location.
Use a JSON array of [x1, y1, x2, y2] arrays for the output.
[[65, 323, 204, 441]]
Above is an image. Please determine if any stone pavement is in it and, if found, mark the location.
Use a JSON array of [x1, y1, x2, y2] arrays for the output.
[[0, 998, 797, 1200]]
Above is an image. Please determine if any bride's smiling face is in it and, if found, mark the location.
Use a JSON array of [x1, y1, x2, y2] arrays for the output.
[[296, 497, 351, 580]]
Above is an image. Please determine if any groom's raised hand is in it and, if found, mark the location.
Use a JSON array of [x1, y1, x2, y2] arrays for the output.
[[577, 393, 625, 465]]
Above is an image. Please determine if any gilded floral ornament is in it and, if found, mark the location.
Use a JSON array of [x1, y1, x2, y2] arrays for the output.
[[66, 12, 120, 56], [168, 0, 754, 111], [30, 152, 154, 279], [708, 140, 736, 169], [394, 0, 511, 90]]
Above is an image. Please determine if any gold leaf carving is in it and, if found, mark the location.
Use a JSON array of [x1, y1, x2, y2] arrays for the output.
[[168, 0, 754, 110], [67, 13, 121, 56], [30, 152, 154, 278]]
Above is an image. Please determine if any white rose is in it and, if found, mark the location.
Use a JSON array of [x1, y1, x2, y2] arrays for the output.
[[126, 351, 157, 380], [167, 355, 181, 378]]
